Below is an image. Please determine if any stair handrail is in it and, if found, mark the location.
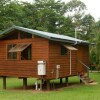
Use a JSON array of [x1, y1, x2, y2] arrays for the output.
[[79, 60, 90, 70], [78, 60, 90, 78]]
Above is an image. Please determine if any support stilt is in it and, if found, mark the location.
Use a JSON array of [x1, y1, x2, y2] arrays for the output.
[[23, 78, 27, 89], [3, 76, 6, 89], [60, 78, 62, 84], [47, 80, 50, 90], [80, 79, 82, 83], [65, 77, 68, 86], [40, 79, 43, 90]]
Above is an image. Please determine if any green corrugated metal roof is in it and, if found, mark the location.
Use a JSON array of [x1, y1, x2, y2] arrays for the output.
[[0, 25, 89, 44]]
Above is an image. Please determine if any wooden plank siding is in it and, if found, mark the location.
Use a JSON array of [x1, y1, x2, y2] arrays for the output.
[[47, 41, 78, 79], [75, 45, 90, 73], [0, 36, 49, 78]]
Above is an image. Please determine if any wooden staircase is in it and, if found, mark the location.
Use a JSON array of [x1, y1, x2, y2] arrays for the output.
[[79, 73, 98, 85], [78, 60, 98, 85]]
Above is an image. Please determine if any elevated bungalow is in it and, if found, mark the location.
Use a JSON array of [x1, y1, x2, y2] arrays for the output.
[[0, 26, 90, 90]]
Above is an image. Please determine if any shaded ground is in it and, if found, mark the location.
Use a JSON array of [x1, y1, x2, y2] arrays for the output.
[[0, 75, 87, 91]]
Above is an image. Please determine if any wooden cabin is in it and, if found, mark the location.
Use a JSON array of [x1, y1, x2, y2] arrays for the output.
[[0, 26, 90, 90]]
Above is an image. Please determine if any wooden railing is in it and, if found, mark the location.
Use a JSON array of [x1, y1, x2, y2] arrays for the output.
[[79, 60, 90, 78]]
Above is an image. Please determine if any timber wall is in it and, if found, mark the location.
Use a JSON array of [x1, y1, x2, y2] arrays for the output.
[[0, 36, 49, 78], [0, 35, 90, 79], [76, 45, 90, 73], [47, 41, 77, 79]]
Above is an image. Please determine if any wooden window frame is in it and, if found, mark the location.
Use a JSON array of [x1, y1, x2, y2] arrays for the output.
[[21, 45, 32, 60], [7, 43, 32, 60], [7, 44, 18, 60]]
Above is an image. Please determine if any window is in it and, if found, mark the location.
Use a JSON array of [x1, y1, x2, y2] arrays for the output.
[[61, 45, 67, 55], [20, 32, 32, 39], [7, 44, 17, 59], [4, 33, 18, 40], [61, 44, 78, 55], [21, 45, 32, 60], [8, 43, 32, 60], [3, 31, 32, 40]]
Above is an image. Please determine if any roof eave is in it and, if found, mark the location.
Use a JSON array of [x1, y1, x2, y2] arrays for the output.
[[13, 26, 52, 40], [50, 37, 79, 44], [0, 26, 90, 45], [50, 37, 90, 45], [0, 26, 15, 35], [0, 26, 51, 40]]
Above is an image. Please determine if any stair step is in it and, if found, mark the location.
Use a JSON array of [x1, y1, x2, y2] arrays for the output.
[[89, 82, 98, 85], [81, 78, 94, 83], [80, 74, 88, 78], [82, 77, 88, 80], [81, 76, 87, 79], [78, 73, 97, 85], [87, 79, 94, 83]]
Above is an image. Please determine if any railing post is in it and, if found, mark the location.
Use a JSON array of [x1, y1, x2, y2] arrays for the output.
[[87, 69, 89, 79]]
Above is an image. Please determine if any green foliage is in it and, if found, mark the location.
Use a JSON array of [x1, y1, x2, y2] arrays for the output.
[[33, 0, 68, 33], [90, 46, 96, 65], [0, 0, 85, 35], [90, 20, 100, 70], [65, 0, 89, 39], [66, 0, 87, 26], [0, 0, 73, 34], [0, 0, 24, 31], [80, 14, 95, 40], [95, 21, 100, 68]]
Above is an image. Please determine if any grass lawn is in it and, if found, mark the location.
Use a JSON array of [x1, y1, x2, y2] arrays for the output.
[[0, 72, 100, 100]]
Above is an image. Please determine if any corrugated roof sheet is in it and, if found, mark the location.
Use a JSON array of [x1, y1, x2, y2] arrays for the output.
[[0, 25, 89, 44]]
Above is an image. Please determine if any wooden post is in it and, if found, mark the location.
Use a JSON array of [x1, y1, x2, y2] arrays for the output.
[[87, 69, 89, 79], [46, 80, 50, 90], [80, 79, 82, 83], [65, 77, 68, 86], [40, 79, 43, 90], [60, 78, 62, 84], [23, 78, 27, 89], [3, 76, 6, 89]]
